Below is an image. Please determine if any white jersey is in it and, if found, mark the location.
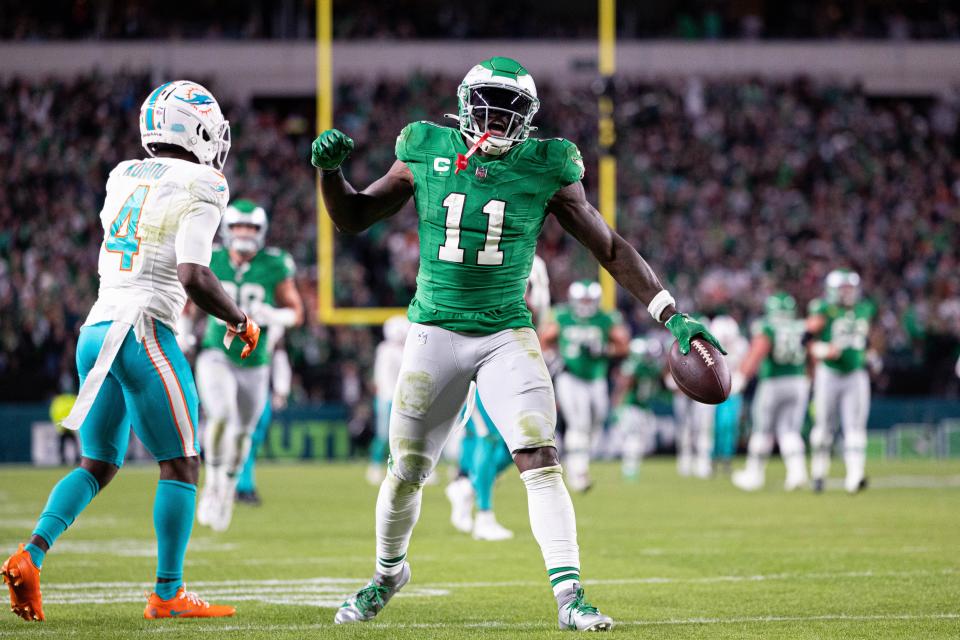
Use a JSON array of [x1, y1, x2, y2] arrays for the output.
[[85, 157, 229, 333], [374, 341, 405, 402]]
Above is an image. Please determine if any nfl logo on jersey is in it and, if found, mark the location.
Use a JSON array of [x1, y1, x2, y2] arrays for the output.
[[475, 165, 487, 180]]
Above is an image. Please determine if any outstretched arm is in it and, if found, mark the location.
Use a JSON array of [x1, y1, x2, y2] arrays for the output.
[[548, 180, 724, 354], [549, 181, 674, 319], [312, 129, 414, 234]]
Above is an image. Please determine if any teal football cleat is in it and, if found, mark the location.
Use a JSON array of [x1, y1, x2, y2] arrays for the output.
[[334, 563, 410, 624], [557, 585, 614, 631]]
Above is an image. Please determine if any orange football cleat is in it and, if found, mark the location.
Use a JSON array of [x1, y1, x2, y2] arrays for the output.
[[143, 585, 235, 619], [2, 544, 45, 622]]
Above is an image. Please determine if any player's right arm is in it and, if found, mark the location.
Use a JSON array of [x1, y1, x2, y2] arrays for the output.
[[175, 196, 259, 358], [312, 129, 414, 234]]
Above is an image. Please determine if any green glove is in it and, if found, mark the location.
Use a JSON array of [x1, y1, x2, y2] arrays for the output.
[[311, 129, 354, 171], [665, 313, 727, 356]]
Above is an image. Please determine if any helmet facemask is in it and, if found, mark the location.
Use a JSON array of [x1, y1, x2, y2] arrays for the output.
[[825, 270, 861, 306], [456, 83, 539, 156], [220, 201, 267, 257], [569, 281, 601, 318]]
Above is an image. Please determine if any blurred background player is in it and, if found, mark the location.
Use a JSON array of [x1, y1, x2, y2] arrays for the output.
[[191, 199, 303, 531], [235, 343, 292, 505], [612, 337, 663, 481], [541, 281, 629, 492], [2, 80, 257, 622], [731, 293, 810, 492], [49, 393, 80, 466], [368, 315, 410, 485], [807, 270, 877, 494], [446, 255, 552, 540], [688, 315, 748, 478]]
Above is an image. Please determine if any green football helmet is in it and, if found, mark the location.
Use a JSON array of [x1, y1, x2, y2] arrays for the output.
[[220, 199, 267, 256], [764, 292, 798, 321], [825, 269, 861, 306], [448, 56, 540, 156]]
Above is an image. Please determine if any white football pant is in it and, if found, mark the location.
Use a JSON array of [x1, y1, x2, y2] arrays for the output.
[[809, 364, 870, 492], [555, 372, 608, 490]]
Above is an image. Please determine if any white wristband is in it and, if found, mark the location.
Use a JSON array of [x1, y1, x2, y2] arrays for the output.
[[647, 290, 676, 322]]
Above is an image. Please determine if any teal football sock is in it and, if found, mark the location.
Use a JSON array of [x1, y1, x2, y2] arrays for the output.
[[24, 543, 45, 569], [471, 437, 502, 511], [154, 480, 196, 600], [31, 467, 101, 565]]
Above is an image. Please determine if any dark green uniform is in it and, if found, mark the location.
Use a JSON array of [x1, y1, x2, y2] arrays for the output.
[[752, 317, 807, 379], [396, 121, 583, 334], [808, 299, 876, 373], [201, 247, 295, 367], [552, 305, 623, 380], [620, 354, 661, 409]]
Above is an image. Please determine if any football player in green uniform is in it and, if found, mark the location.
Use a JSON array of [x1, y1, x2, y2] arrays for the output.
[[806, 270, 877, 494], [311, 57, 722, 631], [541, 281, 629, 491], [612, 337, 663, 481], [731, 293, 810, 492], [192, 200, 303, 530]]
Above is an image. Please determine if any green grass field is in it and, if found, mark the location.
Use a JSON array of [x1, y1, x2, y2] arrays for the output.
[[1, 458, 959, 639]]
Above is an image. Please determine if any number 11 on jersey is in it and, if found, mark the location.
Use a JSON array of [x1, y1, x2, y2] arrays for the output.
[[438, 192, 505, 266]]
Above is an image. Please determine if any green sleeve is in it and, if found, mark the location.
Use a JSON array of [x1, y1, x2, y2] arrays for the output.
[[808, 298, 828, 316], [279, 250, 295, 279], [751, 319, 772, 340], [556, 139, 585, 187], [395, 121, 429, 164], [620, 356, 638, 377]]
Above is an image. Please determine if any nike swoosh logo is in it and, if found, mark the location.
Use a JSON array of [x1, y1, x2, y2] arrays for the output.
[[169, 609, 192, 617]]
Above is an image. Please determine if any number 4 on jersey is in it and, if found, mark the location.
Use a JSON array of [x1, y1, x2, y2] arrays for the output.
[[438, 192, 505, 266], [105, 185, 149, 271]]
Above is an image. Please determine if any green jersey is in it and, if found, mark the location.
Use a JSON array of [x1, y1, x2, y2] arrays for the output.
[[553, 305, 622, 380], [620, 354, 661, 408], [808, 298, 876, 373], [201, 247, 295, 367], [396, 121, 584, 334], [752, 317, 807, 379]]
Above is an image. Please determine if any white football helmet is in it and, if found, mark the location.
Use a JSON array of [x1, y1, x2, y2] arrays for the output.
[[383, 315, 411, 345], [448, 56, 539, 156], [709, 315, 742, 347], [220, 199, 267, 255], [825, 269, 861, 306], [569, 280, 601, 318], [139, 80, 231, 170]]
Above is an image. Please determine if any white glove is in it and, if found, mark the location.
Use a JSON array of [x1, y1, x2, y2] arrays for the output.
[[810, 341, 835, 361], [249, 301, 298, 329]]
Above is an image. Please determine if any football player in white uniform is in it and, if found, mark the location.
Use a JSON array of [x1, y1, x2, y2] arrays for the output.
[[2, 81, 259, 622]]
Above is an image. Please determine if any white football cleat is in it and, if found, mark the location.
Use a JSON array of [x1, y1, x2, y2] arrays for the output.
[[784, 470, 809, 492], [208, 478, 237, 532], [334, 562, 410, 624], [732, 469, 764, 492], [472, 511, 514, 541], [445, 477, 474, 534], [557, 585, 614, 631]]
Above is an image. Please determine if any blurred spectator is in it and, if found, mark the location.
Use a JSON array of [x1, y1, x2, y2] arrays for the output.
[[2, 71, 959, 409], [2, 0, 960, 41]]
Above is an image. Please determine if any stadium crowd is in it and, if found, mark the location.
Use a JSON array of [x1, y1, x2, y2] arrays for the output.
[[1, 71, 959, 407], [2, 0, 959, 41]]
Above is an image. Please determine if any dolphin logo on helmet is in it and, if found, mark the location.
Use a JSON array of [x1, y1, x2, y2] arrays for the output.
[[139, 80, 231, 170]]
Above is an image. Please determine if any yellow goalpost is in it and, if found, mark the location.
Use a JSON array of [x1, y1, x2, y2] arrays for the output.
[[315, 0, 618, 324]]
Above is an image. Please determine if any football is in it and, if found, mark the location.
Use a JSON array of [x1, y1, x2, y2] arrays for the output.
[[668, 338, 731, 405]]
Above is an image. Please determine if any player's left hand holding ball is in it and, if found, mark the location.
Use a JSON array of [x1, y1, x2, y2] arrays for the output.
[[311, 129, 355, 170], [665, 313, 726, 355]]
